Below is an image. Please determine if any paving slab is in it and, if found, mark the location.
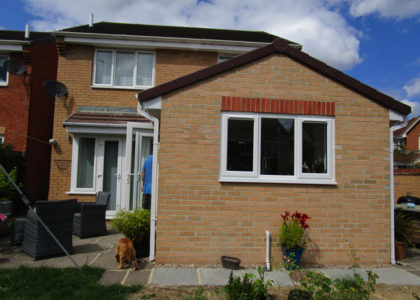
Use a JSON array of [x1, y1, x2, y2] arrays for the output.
[[199, 268, 241, 286], [99, 270, 127, 285], [150, 267, 199, 286], [321, 268, 369, 281], [124, 269, 151, 285], [370, 268, 420, 285]]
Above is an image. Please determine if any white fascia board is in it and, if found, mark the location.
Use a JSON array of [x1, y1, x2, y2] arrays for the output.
[[60, 33, 267, 52], [0, 43, 24, 52], [63, 122, 153, 134], [389, 110, 405, 123], [142, 96, 162, 110]]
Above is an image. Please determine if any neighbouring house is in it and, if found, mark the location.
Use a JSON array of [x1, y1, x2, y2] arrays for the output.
[[48, 21, 291, 222], [0, 29, 57, 202], [393, 116, 420, 200], [137, 38, 411, 265]]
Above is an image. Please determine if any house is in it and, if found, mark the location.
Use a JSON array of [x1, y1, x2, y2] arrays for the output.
[[393, 116, 420, 200], [0, 28, 57, 202], [48, 21, 290, 221], [393, 115, 420, 167], [137, 38, 411, 265]]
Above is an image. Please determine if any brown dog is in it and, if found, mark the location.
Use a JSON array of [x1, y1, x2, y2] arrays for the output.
[[115, 238, 139, 270]]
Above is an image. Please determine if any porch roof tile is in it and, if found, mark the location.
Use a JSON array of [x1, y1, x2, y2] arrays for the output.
[[63, 112, 149, 125]]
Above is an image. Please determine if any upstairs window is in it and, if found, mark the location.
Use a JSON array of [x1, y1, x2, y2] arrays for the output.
[[0, 55, 9, 86], [220, 113, 335, 184], [93, 50, 155, 89]]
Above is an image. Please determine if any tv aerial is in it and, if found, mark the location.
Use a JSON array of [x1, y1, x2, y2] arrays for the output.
[[43, 80, 68, 100], [3, 60, 26, 75]]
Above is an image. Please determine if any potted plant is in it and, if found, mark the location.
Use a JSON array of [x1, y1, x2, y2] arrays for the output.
[[395, 211, 420, 259], [0, 166, 22, 216], [111, 209, 150, 258], [279, 211, 310, 270]]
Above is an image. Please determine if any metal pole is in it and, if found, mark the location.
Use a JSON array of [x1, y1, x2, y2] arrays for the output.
[[0, 163, 81, 271]]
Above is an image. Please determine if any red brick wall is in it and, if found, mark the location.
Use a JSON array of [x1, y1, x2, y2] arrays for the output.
[[0, 52, 30, 151], [156, 54, 392, 266], [406, 122, 420, 151]]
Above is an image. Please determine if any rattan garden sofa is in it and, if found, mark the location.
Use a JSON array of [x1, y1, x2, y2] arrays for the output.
[[21, 199, 76, 259]]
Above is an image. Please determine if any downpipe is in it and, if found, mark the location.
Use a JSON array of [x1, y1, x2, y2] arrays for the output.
[[265, 231, 271, 271]]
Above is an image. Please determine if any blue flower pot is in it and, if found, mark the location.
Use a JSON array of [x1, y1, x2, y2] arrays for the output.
[[281, 247, 304, 270]]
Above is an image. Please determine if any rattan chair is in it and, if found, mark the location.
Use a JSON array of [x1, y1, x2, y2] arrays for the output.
[[21, 199, 76, 259], [73, 192, 110, 238]]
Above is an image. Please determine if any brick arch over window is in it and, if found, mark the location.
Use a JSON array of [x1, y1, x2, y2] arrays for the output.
[[221, 96, 335, 116]]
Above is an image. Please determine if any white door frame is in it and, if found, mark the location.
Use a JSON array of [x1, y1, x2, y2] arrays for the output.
[[96, 137, 125, 219], [123, 122, 153, 211]]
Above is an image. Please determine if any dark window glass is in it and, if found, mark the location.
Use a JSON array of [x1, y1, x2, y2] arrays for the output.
[[77, 138, 95, 188], [227, 119, 253, 171], [261, 118, 294, 175], [302, 122, 327, 173]]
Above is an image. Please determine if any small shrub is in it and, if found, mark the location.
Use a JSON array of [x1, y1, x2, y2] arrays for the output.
[[223, 266, 273, 300], [111, 209, 150, 242]]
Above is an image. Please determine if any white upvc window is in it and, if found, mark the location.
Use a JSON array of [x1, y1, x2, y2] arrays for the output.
[[71, 136, 97, 193], [92, 49, 155, 89], [0, 134, 4, 144], [0, 55, 9, 86], [220, 112, 335, 184]]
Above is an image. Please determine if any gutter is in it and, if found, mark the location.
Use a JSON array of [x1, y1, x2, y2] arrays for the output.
[[136, 96, 159, 262], [389, 116, 408, 264]]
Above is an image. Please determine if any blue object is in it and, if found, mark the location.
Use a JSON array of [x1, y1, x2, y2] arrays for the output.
[[282, 247, 304, 270], [142, 155, 153, 194]]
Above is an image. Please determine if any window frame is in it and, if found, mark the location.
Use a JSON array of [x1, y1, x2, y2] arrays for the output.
[[92, 49, 155, 89], [0, 134, 4, 144], [220, 112, 335, 184], [0, 54, 9, 86], [70, 135, 98, 194]]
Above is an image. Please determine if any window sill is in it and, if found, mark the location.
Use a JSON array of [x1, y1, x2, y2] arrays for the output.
[[219, 177, 337, 185], [90, 85, 151, 91], [66, 191, 97, 195]]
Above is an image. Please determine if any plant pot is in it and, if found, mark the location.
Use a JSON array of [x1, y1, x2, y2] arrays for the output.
[[221, 256, 241, 270], [0, 200, 12, 216], [395, 241, 407, 260], [133, 233, 150, 258], [281, 247, 304, 270]]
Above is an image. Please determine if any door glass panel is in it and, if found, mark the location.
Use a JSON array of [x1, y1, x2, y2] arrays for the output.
[[103, 141, 119, 210], [77, 138, 95, 188]]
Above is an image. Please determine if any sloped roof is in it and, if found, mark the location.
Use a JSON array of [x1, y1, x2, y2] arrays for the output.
[[0, 30, 53, 42], [137, 38, 411, 116], [59, 21, 293, 45], [63, 112, 149, 126], [394, 116, 420, 137]]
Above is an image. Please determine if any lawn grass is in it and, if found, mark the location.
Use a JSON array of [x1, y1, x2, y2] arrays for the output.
[[0, 265, 142, 300]]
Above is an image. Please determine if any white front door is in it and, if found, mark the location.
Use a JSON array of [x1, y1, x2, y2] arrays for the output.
[[124, 123, 153, 210], [96, 137, 125, 218]]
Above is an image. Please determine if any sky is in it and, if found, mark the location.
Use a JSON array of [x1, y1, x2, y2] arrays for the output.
[[1, 0, 420, 118]]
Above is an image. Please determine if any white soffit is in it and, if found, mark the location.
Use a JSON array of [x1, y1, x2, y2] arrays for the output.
[[389, 110, 405, 123]]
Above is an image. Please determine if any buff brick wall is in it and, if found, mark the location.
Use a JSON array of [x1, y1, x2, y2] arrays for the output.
[[48, 45, 217, 201], [156, 54, 392, 265], [394, 171, 420, 201]]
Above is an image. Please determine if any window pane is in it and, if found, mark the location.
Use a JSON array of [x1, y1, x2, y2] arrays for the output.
[[77, 138, 95, 188], [94, 51, 112, 84], [115, 52, 134, 86], [261, 118, 294, 175], [227, 119, 253, 171], [302, 122, 327, 173], [0, 56, 8, 83], [136, 53, 154, 86]]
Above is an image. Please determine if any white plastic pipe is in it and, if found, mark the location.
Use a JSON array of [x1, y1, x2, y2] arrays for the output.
[[266, 231, 271, 271], [389, 118, 407, 264], [24, 24, 30, 39]]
